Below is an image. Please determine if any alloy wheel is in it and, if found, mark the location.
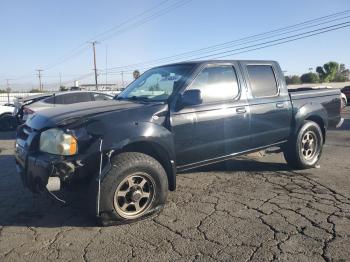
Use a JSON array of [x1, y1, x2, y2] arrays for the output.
[[113, 173, 155, 219]]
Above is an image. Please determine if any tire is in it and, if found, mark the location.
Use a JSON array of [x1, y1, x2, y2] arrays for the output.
[[283, 120, 323, 169], [98, 152, 168, 226]]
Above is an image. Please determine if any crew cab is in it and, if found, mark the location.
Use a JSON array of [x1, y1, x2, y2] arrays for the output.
[[15, 60, 343, 225]]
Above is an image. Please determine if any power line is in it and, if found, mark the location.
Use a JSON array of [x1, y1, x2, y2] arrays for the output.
[[29, 18, 350, 88], [191, 21, 350, 60], [105, 21, 350, 75], [44, 45, 90, 71], [208, 23, 350, 60], [7, 8, 350, 87], [42, 0, 190, 72], [98, 0, 192, 42], [89, 0, 173, 41], [106, 10, 350, 72], [11, 21, 350, 88]]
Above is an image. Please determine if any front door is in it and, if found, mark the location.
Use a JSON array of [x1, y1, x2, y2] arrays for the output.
[[171, 63, 251, 168]]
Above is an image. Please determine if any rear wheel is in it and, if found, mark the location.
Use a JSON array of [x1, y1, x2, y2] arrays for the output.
[[98, 152, 168, 226], [283, 120, 323, 169]]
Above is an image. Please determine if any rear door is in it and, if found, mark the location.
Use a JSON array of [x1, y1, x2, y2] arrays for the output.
[[240, 61, 292, 148]]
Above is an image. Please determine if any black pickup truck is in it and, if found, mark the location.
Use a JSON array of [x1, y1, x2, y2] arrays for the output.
[[15, 60, 343, 225]]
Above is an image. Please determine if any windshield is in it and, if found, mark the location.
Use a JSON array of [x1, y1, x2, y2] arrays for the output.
[[116, 64, 195, 102]]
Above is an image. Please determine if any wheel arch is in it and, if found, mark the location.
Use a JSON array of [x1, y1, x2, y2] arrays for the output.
[[293, 102, 328, 143], [109, 139, 177, 191], [304, 115, 326, 143]]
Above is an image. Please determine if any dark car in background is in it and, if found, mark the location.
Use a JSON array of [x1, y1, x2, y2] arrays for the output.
[[341, 86, 350, 104], [18, 91, 114, 122], [14, 93, 53, 120], [1, 91, 114, 131]]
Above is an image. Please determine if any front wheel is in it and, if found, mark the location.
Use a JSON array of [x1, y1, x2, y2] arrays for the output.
[[98, 152, 168, 226], [283, 120, 323, 169]]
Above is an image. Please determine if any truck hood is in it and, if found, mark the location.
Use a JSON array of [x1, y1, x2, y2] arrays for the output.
[[26, 100, 158, 130]]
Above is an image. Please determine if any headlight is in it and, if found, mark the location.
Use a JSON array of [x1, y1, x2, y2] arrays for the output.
[[40, 128, 78, 155]]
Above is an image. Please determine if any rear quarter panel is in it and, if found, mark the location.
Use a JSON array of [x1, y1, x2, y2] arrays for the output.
[[290, 89, 341, 132]]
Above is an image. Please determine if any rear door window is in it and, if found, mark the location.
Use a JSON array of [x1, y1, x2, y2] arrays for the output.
[[44, 95, 65, 104], [247, 65, 278, 97], [63, 93, 92, 104], [44, 93, 93, 104]]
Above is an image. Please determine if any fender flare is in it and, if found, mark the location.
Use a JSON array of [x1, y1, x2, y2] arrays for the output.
[[102, 135, 177, 191]]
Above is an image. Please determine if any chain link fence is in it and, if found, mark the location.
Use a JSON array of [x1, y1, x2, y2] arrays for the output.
[[0, 92, 43, 105]]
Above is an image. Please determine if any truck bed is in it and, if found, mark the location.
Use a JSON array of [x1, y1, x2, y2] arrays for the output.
[[289, 88, 342, 128]]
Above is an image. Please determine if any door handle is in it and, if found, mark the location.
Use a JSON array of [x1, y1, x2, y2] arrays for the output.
[[276, 102, 285, 108], [236, 107, 247, 114]]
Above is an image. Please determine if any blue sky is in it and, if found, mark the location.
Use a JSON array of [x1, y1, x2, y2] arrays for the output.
[[0, 0, 349, 90]]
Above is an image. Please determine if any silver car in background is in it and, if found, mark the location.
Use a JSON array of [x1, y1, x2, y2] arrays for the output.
[[0, 104, 16, 116]]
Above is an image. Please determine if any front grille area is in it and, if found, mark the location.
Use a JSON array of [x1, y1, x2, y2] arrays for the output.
[[17, 125, 30, 141]]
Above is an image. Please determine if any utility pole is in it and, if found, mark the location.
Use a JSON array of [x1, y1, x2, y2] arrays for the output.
[[59, 72, 62, 88], [6, 79, 10, 90], [5, 79, 11, 103], [105, 45, 108, 89], [88, 41, 99, 90], [36, 69, 43, 91], [121, 71, 124, 89]]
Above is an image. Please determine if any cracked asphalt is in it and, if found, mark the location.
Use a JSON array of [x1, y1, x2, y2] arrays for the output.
[[0, 108, 349, 262]]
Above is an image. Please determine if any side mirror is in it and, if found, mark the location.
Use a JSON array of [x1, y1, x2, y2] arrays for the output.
[[181, 89, 202, 107]]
